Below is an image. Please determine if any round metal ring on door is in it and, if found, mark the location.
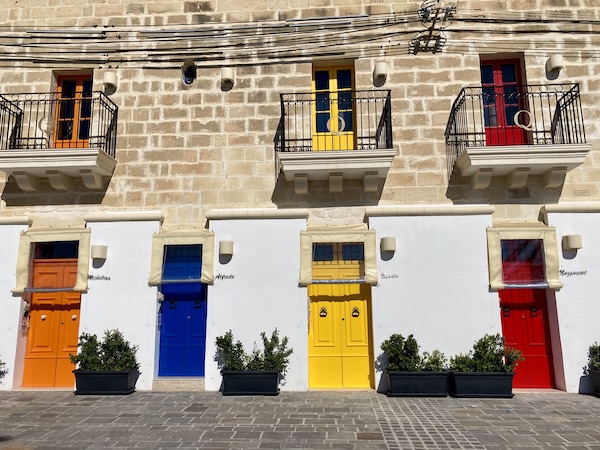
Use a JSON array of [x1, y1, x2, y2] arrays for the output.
[[325, 116, 346, 135], [513, 109, 534, 131]]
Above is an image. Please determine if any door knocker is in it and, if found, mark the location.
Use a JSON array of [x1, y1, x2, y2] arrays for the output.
[[169, 299, 177, 308], [503, 308, 511, 317], [352, 307, 360, 318], [319, 307, 327, 317], [531, 307, 538, 317]]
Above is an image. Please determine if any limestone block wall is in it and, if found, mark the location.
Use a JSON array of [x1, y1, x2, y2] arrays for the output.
[[0, 0, 599, 226]]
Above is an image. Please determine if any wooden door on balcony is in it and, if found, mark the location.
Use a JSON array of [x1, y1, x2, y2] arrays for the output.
[[480, 60, 527, 146], [312, 65, 355, 151], [54, 74, 93, 149]]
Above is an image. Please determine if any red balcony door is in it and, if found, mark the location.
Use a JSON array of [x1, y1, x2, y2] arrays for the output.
[[54, 74, 93, 148], [481, 60, 527, 146]]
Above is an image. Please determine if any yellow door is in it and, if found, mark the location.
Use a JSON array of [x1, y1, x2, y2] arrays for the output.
[[312, 65, 355, 151], [22, 259, 81, 388], [308, 244, 373, 389]]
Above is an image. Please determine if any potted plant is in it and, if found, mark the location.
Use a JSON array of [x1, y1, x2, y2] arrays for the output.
[[584, 342, 600, 396], [380, 333, 448, 397], [215, 328, 293, 395], [70, 329, 140, 395], [449, 333, 522, 398]]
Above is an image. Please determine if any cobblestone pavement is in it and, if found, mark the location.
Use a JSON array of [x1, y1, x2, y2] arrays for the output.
[[1, 390, 600, 450]]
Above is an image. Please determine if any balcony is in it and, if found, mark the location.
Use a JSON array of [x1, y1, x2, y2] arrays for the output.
[[275, 90, 395, 194], [0, 92, 118, 191], [445, 84, 590, 189]]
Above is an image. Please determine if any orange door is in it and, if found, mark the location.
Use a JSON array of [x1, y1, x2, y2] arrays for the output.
[[22, 259, 81, 388], [54, 74, 93, 148]]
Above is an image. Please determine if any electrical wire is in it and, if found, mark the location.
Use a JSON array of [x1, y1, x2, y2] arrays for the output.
[[2, 8, 600, 69]]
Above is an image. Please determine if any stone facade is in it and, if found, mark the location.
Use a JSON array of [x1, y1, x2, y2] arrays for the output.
[[0, 0, 598, 226], [2, 0, 600, 393]]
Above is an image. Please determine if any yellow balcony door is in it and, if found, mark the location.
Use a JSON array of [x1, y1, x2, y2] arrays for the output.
[[308, 243, 373, 389], [312, 65, 356, 151]]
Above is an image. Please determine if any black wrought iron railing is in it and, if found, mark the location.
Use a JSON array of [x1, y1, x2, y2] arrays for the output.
[[445, 83, 586, 177], [0, 92, 118, 158], [275, 90, 392, 152]]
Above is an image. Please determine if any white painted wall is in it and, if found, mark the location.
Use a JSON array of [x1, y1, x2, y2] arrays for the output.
[[369, 214, 498, 392], [0, 223, 29, 390], [82, 220, 160, 390], [546, 211, 600, 393], [205, 217, 308, 391]]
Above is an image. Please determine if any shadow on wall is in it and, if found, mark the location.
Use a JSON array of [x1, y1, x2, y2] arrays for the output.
[[374, 351, 389, 394], [2, 176, 109, 207], [445, 166, 564, 206], [270, 176, 383, 209]]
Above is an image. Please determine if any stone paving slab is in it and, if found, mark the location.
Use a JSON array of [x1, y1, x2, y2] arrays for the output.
[[0, 390, 600, 449]]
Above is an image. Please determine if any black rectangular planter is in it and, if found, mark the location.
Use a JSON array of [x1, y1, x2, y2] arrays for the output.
[[221, 370, 280, 396], [450, 372, 514, 398], [589, 370, 600, 397], [73, 369, 140, 395], [385, 370, 449, 397]]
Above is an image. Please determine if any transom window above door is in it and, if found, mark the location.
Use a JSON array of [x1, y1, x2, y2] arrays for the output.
[[501, 239, 546, 287]]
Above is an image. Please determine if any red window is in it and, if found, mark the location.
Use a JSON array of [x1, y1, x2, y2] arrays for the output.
[[501, 239, 546, 286]]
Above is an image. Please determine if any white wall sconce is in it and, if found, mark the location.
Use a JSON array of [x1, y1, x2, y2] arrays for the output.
[[373, 62, 388, 87], [103, 72, 118, 95], [546, 55, 564, 79], [181, 59, 197, 85], [562, 234, 582, 251], [91, 244, 108, 260], [219, 240, 234, 257], [380, 236, 396, 253], [221, 67, 235, 90]]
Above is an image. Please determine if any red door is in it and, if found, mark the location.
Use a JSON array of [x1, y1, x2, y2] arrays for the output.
[[500, 288, 554, 388], [481, 59, 528, 146], [499, 239, 554, 388]]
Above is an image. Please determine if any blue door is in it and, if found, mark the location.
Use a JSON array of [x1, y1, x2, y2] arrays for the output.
[[158, 245, 207, 376]]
